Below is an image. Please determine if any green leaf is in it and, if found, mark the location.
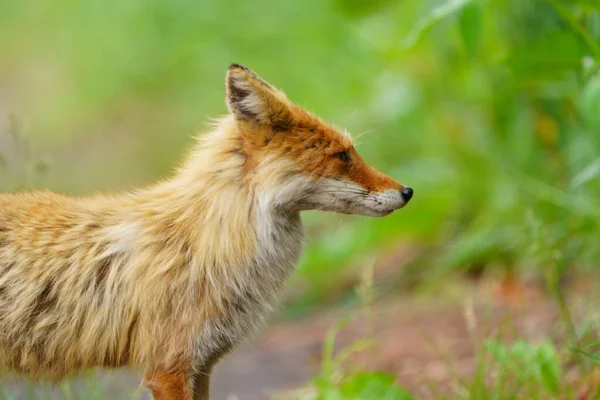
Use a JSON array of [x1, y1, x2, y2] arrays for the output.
[[340, 372, 414, 400], [571, 157, 600, 188], [403, 0, 471, 49], [459, 0, 482, 56], [535, 342, 561, 394], [511, 340, 534, 363], [314, 380, 345, 400], [589, 10, 600, 39], [506, 31, 587, 81], [484, 339, 510, 364], [582, 73, 600, 129]]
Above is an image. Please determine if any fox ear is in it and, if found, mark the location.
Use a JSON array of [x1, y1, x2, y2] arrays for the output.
[[226, 64, 293, 130]]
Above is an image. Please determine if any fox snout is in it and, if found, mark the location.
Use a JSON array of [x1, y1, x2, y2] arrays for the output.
[[354, 164, 413, 214], [401, 186, 414, 203], [369, 184, 413, 216]]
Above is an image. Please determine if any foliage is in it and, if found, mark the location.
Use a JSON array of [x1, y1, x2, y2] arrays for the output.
[[282, 265, 414, 400], [298, 0, 600, 308], [1, 0, 600, 397], [311, 372, 413, 400], [482, 339, 562, 396], [1, 0, 600, 309]]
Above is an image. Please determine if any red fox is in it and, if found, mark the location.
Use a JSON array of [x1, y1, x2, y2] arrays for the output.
[[0, 64, 413, 399]]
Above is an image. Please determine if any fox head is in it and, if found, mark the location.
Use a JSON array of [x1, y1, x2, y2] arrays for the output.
[[224, 64, 413, 217]]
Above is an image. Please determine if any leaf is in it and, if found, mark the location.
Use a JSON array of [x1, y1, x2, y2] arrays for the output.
[[340, 372, 414, 400], [403, 0, 471, 49], [314, 380, 345, 400], [582, 73, 600, 129], [459, 0, 482, 56], [506, 31, 587, 81], [332, 0, 393, 18], [571, 157, 600, 188], [535, 342, 561, 394], [485, 339, 510, 364], [589, 10, 600, 39], [573, 0, 600, 7], [511, 340, 534, 364]]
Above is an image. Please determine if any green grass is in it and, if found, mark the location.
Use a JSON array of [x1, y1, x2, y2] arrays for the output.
[[277, 271, 600, 400], [300, 334, 581, 400]]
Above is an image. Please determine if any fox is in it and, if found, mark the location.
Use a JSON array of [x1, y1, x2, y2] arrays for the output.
[[0, 64, 413, 399]]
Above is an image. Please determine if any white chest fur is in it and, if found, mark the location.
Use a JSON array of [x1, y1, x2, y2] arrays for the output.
[[194, 208, 304, 363]]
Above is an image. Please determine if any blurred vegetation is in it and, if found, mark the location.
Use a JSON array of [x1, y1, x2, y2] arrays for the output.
[[1, 0, 600, 398], [2, 0, 599, 314], [297, 337, 593, 400]]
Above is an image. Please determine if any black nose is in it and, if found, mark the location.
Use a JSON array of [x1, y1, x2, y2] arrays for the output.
[[401, 187, 413, 202]]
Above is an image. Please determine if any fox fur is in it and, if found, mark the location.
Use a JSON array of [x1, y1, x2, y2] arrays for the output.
[[0, 64, 412, 399]]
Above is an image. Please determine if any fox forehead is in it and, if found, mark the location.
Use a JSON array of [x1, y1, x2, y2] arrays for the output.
[[261, 107, 354, 154], [295, 110, 353, 148]]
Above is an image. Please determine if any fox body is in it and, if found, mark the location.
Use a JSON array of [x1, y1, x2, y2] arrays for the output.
[[0, 65, 412, 399]]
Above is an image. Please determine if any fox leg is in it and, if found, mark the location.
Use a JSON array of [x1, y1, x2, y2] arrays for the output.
[[191, 369, 211, 400], [144, 369, 193, 400], [190, 347, 230, 400]]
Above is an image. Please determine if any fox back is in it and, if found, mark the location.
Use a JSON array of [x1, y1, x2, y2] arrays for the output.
[[0, 64, 413, 399]]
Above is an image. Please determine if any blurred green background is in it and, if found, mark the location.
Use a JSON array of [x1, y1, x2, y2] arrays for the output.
[[2, 0, 600, 313], [0, 0, 600, 309], [3, 0, 600, 314], [2, 0, 600, 398], [1, 0, 600, 341]]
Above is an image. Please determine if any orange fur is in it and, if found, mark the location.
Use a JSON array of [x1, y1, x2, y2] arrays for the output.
[[144, 369, 192, 400], [0, 64, 412, 398]]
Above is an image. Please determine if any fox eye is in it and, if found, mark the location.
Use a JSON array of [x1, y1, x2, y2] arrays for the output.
[[332, 151, 351, 162]]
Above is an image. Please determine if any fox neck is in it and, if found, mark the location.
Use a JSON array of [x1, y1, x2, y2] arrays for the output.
[[110, 118, 305, 361], [144, 116, 305, 282]]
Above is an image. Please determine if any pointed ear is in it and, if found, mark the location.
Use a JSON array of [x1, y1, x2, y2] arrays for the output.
[[226, 64, 293, 131]]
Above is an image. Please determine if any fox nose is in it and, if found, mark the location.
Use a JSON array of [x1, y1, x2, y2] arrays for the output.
[[400, 187, 413, 203]]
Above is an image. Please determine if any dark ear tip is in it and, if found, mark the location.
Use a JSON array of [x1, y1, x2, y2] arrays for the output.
[[228, 63, 248, 72]]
